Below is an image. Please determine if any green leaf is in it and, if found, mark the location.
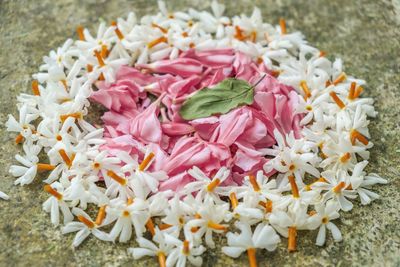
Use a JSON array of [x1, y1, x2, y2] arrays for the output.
[[179, 78, 254, 120]]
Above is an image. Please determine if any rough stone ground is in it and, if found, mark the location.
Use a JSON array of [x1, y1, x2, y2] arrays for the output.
[[0, 0, 399, 266]]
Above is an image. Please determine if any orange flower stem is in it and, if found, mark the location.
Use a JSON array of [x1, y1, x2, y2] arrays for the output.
[[288, 226, 297, 252], [139, 152, 155, 171], [37, 163, 56, 171], [158, 252, 166, 267], [95, 205, 107, 226], [146, 218, 156, 236], [288, 175, 299, 198], [279, 18, 287, 34], [247, 248, 258, 267], [44, 184, 62, 200]]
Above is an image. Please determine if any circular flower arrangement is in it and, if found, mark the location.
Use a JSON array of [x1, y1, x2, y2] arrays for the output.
[[4, 1, 387, 266]]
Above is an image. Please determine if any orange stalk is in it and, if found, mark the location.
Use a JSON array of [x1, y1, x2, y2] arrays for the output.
[[288, 175, 299, 198], [101, 44, 109, 59], [60, 112, 82, 123], [329, 91, 345, 109], [333, 72, 346, 85], [44, 184, 62, 200], [259, 200, 273, 213], [139, 152, 155, 171], [288, 227, 297, 252], [37, 163, 56, 171], [148, 36, 168, 49], [206, 178, 220, 192], [249, 175, 260, 192], [247, 248, 257, 267], [300, 80, 311, 99], [229, 192, 238, 210], [113, 24, 124, 40], [107, 170, 127, 185], [339, 152, 351, 163], [348, 82, 356, 100], [158, 223, 172, 230], [146, 218, 156, 236], [59, 149, 72, 167], [354, 86, 364, 98], [76, 26, 85, 41], [350, 129, 369, 145], [333, 181, 346, 193], [158, 252, 166, 267], [15, 134, 24, 144], [77, 215, 95, 228], [151, 23, 168, 34], [94, 50, 106, 67], [234, 26, 246, 41], [87, 64, 93, 72], [182, 240, 190, 255], [95, 205, 107, 226], [279, 18, 287, 34], [207, 221, 227, 231], [32, 80, 40, 96]]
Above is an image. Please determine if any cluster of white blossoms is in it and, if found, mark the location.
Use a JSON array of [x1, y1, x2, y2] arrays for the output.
[[4, 1, 387, 266]]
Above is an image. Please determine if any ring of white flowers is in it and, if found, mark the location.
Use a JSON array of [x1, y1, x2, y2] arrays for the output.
[[5, 1, 387, 266]]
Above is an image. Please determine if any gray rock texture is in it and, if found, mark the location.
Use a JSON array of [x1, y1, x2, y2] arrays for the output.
[[0, 0, 399, 266]]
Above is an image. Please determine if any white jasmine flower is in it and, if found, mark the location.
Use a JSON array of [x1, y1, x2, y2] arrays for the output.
[[238, 170, 280, 202], [269, 206, 309, 252], [222, 221, 280, 266], [128, 228, 173, 266], [42, 182, 74, 226], [104, 169, 135, 200], [315, 169, 357, 211], [161, 195, 196, 236], [185, 199, 230, 248], [310, 201, 342, 246], [132, 152, 167, 193], [63, 175, 108, 209], [348, 161, 387, 205], [6, 104, 39, 143], [41, 38, 77, 70], [184, 166, 231, 203], [263, 130, 320, 187], [164, 233, 206, 267], [9, 142, 42, 185], [105, 197, 149, 242], [62, 208, 111, 247]]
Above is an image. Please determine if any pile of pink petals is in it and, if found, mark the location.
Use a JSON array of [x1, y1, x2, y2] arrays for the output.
[[91, 48, 303, 191]]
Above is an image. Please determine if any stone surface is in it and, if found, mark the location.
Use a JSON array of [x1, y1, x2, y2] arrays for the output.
[[0, 0, 399, 266]]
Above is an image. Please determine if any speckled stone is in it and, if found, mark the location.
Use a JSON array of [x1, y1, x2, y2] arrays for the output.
[[0, 0, 399, 266]]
